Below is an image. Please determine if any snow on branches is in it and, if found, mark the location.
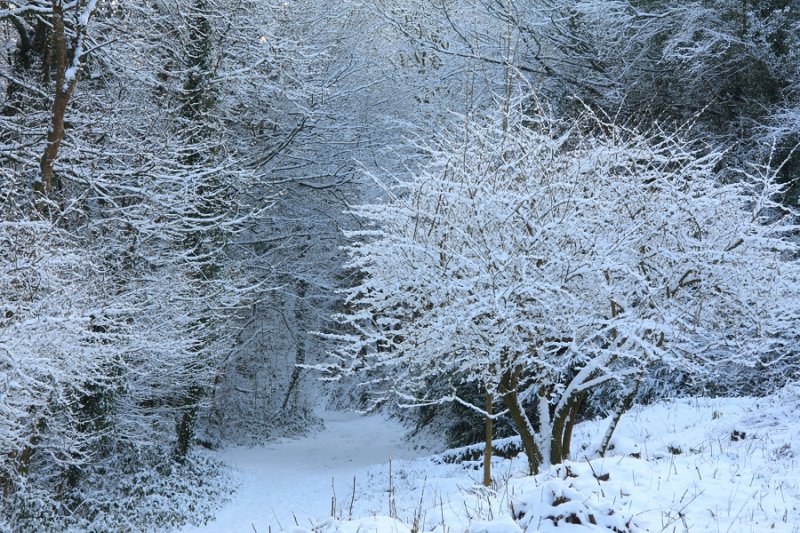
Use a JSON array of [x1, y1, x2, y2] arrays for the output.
[[326, 101, 800, 475]]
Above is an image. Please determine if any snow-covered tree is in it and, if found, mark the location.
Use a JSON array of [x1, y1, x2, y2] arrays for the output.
[[0, 184, 109, 501], [208, 0, 491, 438], [374, 0, 800, 204], [0, 0, 285, 528], [325, 101, 800, 475]]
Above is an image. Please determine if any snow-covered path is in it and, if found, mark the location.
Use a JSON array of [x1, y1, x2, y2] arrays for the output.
[[178, 411, 424, 533], [175, 395, 800, 533]]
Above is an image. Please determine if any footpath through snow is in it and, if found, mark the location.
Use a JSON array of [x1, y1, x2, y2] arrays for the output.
[[178, 389, 800, 533], [178, 410, 427, 533]]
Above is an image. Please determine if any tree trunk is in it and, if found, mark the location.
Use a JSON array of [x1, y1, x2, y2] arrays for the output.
[[599, 375, 642, 457], [500, 366, 542, 475], [560, 393, 584, 460], [550, 390, 586, 464], [283, 280, 308, 411], [36, 2, 78, 197], [173, 385, 203, 463], [483, 391, 493, 487]]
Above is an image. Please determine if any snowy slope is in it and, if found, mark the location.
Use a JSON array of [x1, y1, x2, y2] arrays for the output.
[[177, 387, 800, 533]]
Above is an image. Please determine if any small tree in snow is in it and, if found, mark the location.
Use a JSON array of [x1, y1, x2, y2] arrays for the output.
[[325, 103, 799, 476]]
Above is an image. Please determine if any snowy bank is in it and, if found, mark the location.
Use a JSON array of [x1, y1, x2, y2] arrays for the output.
[[180, 387, 800, 533]]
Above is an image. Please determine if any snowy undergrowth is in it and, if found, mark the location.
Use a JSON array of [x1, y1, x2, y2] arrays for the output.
[[4, 450, 232, 533], [272, 387, 800, 533]]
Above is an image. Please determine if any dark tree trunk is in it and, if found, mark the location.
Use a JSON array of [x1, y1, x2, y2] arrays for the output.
[[550, 390, 586, 464], [500, 366, 542, 475], [36, 2, 79, 197], [483, 391, 493, 486], [599, 376, 642, 457], [174, 385, 203, 463]]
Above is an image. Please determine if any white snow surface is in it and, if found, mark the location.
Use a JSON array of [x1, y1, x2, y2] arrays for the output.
[[178, 388, 800, 533], [179, 410, 427, 533]]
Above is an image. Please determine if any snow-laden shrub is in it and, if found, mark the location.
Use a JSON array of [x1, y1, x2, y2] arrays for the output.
[[2, 449, 230, 532], [511, 463, 641, 532], [323, 98, 800, 477]]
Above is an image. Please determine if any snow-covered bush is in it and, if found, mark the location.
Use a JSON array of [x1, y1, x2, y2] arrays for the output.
[[324, 100, 800, 476], [510, 463, 640, 532]]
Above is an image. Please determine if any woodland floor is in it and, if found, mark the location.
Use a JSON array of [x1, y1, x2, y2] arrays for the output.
[[178, 410, 429, 533], [177, 389, 800, 533]]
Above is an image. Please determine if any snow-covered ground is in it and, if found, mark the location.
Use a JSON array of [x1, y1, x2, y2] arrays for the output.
[[178, 385, 800, 533], [178, 410, 428, 533]]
